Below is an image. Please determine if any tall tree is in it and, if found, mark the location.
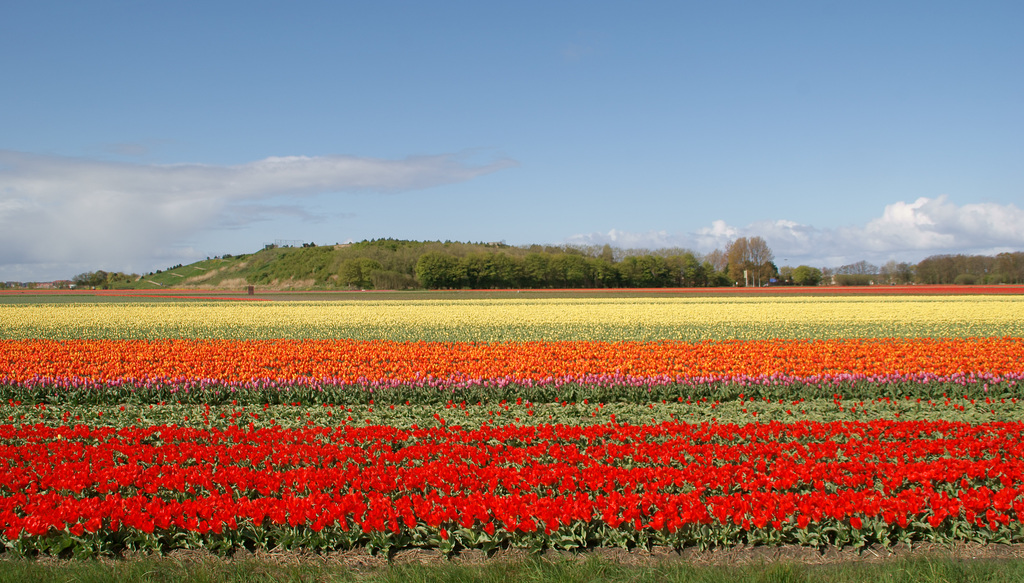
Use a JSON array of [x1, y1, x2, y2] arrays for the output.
[[705, 249, 728, 273], [727, 237, 775, 286], [726, 239, 749, 285]]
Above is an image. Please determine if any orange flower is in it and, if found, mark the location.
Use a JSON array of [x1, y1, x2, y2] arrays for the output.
[[1, 338, 1022, 385]]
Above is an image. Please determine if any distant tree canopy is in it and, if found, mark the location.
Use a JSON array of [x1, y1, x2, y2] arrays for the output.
[[66, 237, 1024, 291], [231, 240, 1024, 290], [414, 252, 463, 289], [242, 239, 736, 290], [914, 253, 1024, 285], [339, 258, 382, 289], [879, 260, 915, 285], [409, 249, 725, 290], [71, 270, 137, 289], [816, 252, 1024, 286], [791, 265, 823, 286]]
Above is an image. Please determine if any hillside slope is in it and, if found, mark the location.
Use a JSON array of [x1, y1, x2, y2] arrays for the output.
[[125, 240, 528, 290]]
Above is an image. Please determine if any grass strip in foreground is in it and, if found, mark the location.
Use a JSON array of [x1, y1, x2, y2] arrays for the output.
[[3, 554, 1024, 583]]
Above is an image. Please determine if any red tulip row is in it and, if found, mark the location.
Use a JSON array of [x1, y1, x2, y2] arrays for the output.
[[3, 420, 1024, 554]]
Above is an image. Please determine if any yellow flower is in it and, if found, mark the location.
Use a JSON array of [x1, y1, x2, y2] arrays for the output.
[[1, 296, 1021, 341]]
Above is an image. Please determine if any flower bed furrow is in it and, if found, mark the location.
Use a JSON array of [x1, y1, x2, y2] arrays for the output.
[[4, 395, 1023, 430]]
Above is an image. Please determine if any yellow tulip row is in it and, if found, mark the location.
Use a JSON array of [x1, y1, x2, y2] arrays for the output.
[[2, 296, 1022, 341]]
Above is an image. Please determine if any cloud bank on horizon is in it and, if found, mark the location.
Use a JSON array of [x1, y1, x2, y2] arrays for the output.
[[2, 145, 1020, 281], [570, 196, 1024, 268], [0, 150, 514, 280]]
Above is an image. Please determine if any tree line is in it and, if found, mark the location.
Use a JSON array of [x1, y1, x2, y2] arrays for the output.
[[245, 240, 736, 289], [410, 241, 1024, 289], [391, 236, 774, 288], [822, 253, 1024, 286], [63, 238, 1024, 290], [414, 248, 731, 289]]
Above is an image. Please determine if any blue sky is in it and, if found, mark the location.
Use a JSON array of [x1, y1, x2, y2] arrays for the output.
[[2, 1, 1022, 281]]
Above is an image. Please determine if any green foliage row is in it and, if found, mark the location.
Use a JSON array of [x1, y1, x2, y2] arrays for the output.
[[3, 376, 1022, 408], [3, 391, 1020, 430], [2, 376, 1021, 419], [8, 514, 1024, 561]]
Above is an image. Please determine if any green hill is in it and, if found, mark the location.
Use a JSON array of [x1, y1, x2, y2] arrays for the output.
[[88, 238, 727, 291], [129, 240, 440, 290]]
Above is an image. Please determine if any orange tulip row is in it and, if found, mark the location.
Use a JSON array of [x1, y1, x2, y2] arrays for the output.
[[2, 338, 1022, 386]]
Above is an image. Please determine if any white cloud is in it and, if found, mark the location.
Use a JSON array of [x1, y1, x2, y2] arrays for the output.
[[0, 150, 515, 280], [575, 228, 675, 250], [853, 196, 1024, 253], [568, 196, 1024, 267]]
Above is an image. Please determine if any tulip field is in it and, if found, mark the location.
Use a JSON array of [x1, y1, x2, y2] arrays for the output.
[[4, 295, 1024, 340], [1, 292, 1024, 560]]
